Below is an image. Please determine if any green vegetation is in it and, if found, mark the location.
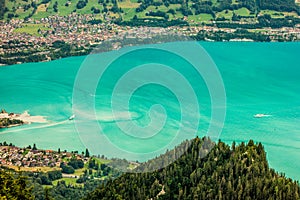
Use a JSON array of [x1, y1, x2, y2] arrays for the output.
[[0, 0, 5, 19], [258, 0, 298, 13], [235, 7, 251, 16], [0, 118, 23, 128], [0, 137, 300, 199], [86, 137, 300, 199], [188, 13, 213, 23], [0, 39, 92, 65], [13, 23, 51, 36], [31, 156, 124, 199], [1, 0, 299, 69], [0, 170, 34, 199], [52, 177, 81, 186], [2, 0, 299, 24], [194, 28, 272, 41], [60, 158, 84, 174]]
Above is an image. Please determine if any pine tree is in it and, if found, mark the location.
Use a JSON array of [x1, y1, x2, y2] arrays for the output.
[[85, 148, 90, 157]]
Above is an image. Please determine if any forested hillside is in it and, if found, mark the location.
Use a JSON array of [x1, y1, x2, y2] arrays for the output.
[[0, 170, 34, 199], [258, 0, 297, 12], [85, 137, 300, 199], [0, 137, 299, 199]]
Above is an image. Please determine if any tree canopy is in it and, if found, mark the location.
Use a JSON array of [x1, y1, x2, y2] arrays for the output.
[[0, 170, 34, 199], [85, 137, 300, 199]]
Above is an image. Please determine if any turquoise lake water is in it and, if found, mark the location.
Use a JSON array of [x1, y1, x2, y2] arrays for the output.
[[0, 42, 299, 180]]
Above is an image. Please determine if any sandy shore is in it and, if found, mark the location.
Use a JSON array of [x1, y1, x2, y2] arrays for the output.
[[0, 111, 47, 124]]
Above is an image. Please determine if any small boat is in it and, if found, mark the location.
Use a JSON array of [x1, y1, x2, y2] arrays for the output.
[[253, 114, 271, 118], [69, 114, 75, 120]]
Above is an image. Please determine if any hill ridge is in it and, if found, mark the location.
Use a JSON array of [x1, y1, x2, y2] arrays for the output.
[[85, 137, 300, 199]]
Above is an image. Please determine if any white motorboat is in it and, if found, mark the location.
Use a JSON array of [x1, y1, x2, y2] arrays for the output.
[[253, 114, 271, 118]]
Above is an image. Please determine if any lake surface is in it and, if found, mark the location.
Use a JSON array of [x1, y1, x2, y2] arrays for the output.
[[0, 42, 299, 180]]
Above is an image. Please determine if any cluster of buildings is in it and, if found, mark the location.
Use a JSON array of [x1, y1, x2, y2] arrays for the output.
[[0, 14, 178, 64], [263, 25, 300, 40], [1, 13, 300, 64], [0, 145, 84, 168]]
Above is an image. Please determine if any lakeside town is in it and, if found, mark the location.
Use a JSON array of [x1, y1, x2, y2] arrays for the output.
[[0, 139, 137, 189], [1, 13, 300, 65], [0, 143, 85, 169]]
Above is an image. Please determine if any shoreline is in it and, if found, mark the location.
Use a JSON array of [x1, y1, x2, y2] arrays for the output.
[[0, 124, 23, 129], [0, 110, 47, 128], [1, 41, 300, 67]]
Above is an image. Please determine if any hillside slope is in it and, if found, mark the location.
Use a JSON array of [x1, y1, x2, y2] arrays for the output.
[[2, 0, 299, 23], [0, 170, 34, 199], [85, 137, 300, 199]]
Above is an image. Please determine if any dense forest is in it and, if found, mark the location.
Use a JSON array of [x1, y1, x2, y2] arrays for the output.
[[0, 137, 299, 199], [258, 0, 298, 12], [85, 137, 300, 200], [0, 170, 34, 199], [0, 168, 107, 199]]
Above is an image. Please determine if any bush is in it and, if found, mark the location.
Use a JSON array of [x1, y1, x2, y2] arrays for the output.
[[76, 0, 87, 9], [40, 175, 52, 185], [61, 164, 75, 174], [68, 158, 84, 169], [48, 171, 62, 181]]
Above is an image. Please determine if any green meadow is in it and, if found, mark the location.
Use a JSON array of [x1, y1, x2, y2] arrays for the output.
[[3, 0, 261, 21], [13, 23, 51, 36]]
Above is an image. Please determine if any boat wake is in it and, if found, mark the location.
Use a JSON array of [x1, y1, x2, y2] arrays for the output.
[[72, 108, 143, 123], [0, 120, 70, 134]]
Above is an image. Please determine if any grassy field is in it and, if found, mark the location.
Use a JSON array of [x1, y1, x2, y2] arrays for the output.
[[235, 7, 250, 16], [50, 157, 112, 186], [260, 10, 285, 18], [259, 10, 298, 18], [5, 165, 60, 172], [3, 157, 114, 187], [216, 10, 233, 19], [119, 0, 140, 8], [73, 168, 86, 176], [93, 157, 111, 164], [3, 0, 299, 30], [249, 29, 268, 33], [37, 3, 49, 12], [52, 177, 83, 186], [187, 14, 213, 24], [4, 0, 264, 22], [13, 23, 51, 36]]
